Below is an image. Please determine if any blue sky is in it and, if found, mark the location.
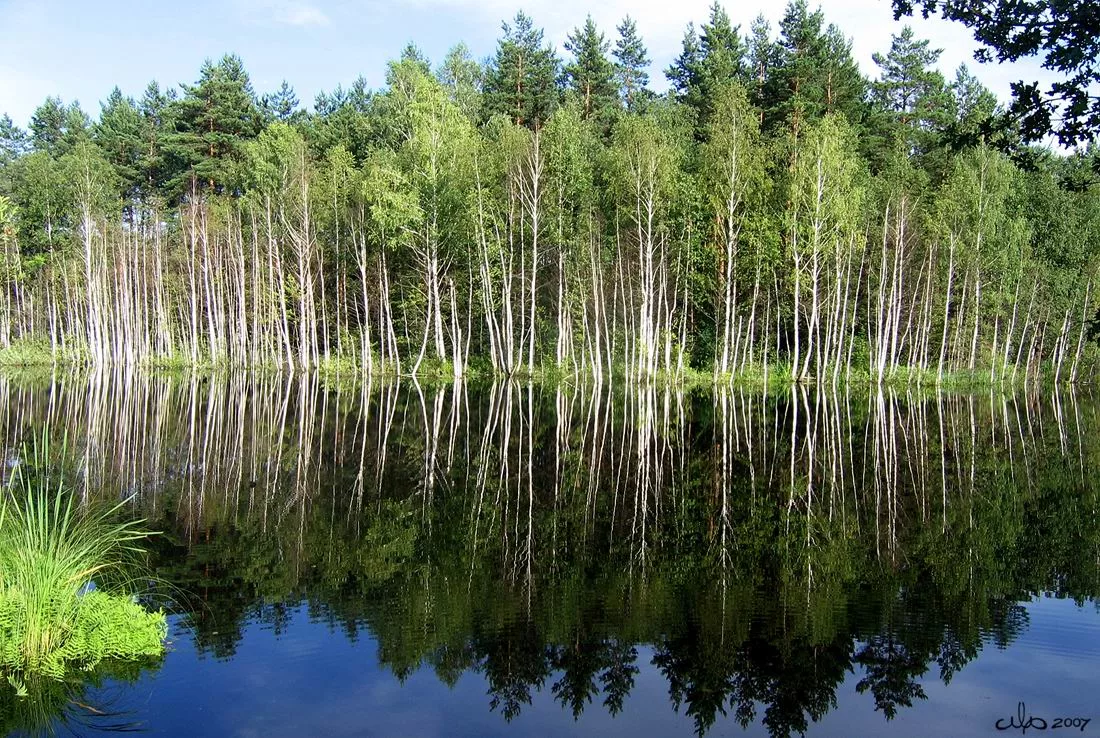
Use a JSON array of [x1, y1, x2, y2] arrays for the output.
[[0, 0, 1055, 128]]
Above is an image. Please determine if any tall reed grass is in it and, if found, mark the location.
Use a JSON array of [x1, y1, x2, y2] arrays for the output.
[[0, 444, 166, 680]]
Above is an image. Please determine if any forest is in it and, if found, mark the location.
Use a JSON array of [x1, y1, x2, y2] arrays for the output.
[[0, 1, 1098, 385]]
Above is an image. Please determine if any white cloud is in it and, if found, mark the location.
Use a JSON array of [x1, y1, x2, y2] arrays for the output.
[[238, 0, 331, 27], [273, 2, 330, 26]]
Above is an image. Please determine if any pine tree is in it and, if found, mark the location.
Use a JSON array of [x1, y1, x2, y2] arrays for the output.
[[666, 24, 702, 106], [767, 1, 866, 139], [698, 3, 745, 90], [397, 43, 431, 76], [891, 0, 1100, 145], [95, 88, 144, 201], [564, 16, 618, 126], [0, 115, 28, 197], [873, 28, 939, 122], [950, 64, 998, 139], [0, 115, 27, 168], [138, 81, 175, 202], [666, 3, 745, 127], [309, 77, 374, 162], [613, 16, 650, 112], [29, 97, 68, 154], [771, 0, 827, 137], [820, 25, 866, 122], [261, 81, 301, 123], [746, 15, 779, 124], [871, 26, 950, 157], [482, 11, 561, 129], [167, 54, 263, 195], [34, 101, 92, 156]]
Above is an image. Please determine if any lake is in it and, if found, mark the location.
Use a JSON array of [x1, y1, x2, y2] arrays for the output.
[[1, 374, 1098, 737]]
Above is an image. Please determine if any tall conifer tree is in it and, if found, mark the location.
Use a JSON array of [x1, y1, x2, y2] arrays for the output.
[[95, 88, 144, 201], [0, 116, 27, 175], [482, 12, 561, 129], [261, 81, 301, 123], [168, 54, 262, 195], [564, 16, 618, 126], [746, 15, 779, 125], [667, 3, 745, 128], [30, 98, 88, 156], [767, 1, 865, 138], [138, 81, 175, 202], [613, 16, 650, 112]]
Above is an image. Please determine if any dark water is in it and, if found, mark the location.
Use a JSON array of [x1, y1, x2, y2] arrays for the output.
[[2, 374, 1100, 737]]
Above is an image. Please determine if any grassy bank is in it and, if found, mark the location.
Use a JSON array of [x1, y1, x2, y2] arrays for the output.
[[0, 337, 1089, 391]]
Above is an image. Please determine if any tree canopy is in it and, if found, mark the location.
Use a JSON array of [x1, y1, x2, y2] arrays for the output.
[[891, 0, 1100, 148]]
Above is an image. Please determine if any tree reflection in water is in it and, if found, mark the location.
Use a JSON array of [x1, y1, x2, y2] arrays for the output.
[[0, 374, 1096, 736]]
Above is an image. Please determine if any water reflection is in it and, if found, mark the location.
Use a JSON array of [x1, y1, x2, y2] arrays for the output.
[[0, 662, 161, 737], [1, 373, 1098, 736]]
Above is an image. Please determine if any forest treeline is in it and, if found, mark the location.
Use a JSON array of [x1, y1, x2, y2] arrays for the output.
[[0, 1, 1098, 384]]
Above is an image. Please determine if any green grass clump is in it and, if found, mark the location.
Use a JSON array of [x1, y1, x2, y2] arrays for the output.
[[0, 456, 167, 680]]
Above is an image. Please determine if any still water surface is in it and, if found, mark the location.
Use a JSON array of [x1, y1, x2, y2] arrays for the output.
[[1, 374, 1099, 737]]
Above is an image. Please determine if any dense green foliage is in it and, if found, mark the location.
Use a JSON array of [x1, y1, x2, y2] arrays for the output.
[[0, 5, 1097, 384], [891, 0, 1100, 148], [0, 590, 165, 679], [0, 458, 166, 680]]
